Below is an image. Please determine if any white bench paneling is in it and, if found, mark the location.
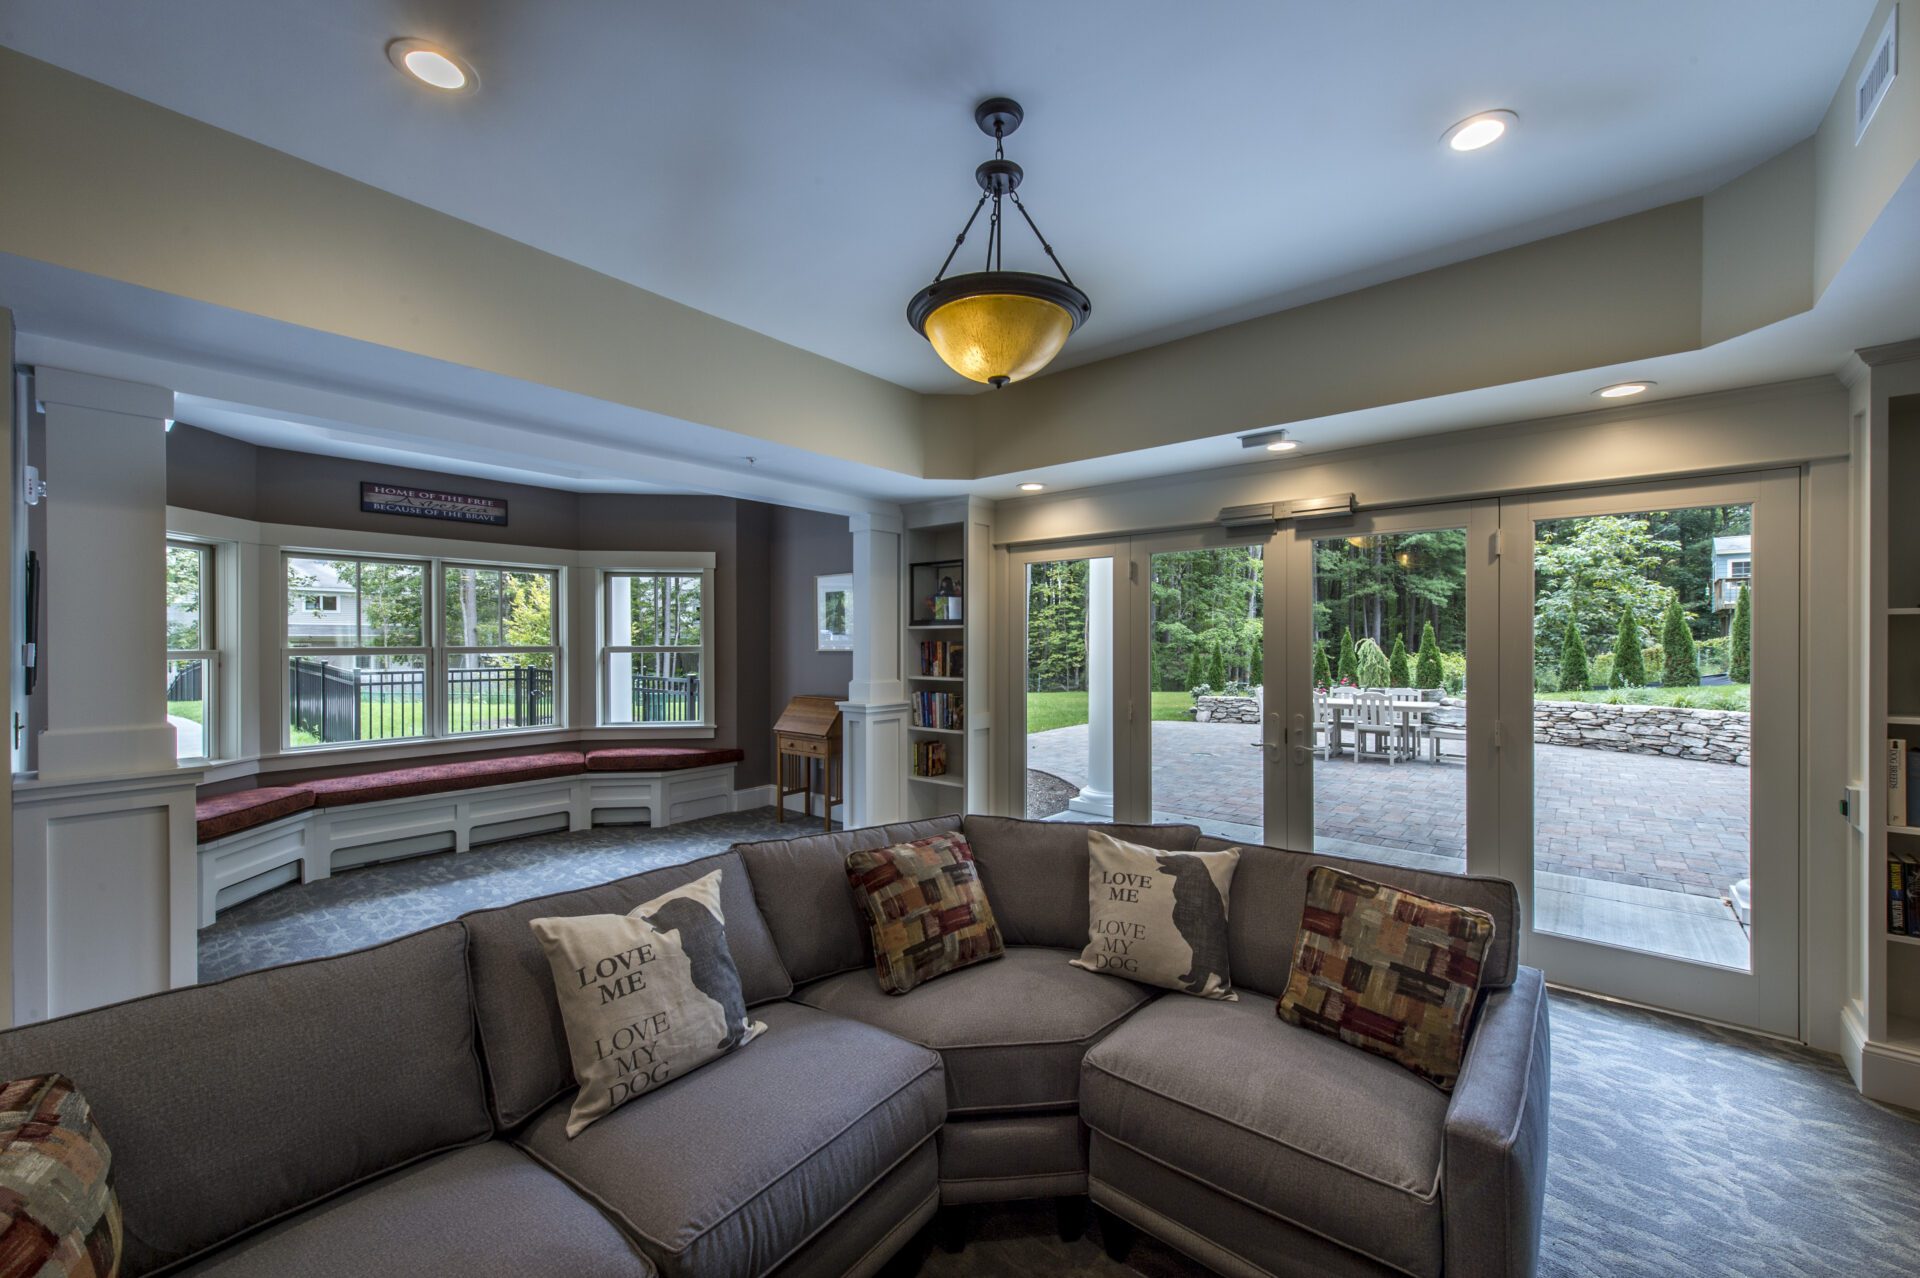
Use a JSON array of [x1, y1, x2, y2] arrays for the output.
[[197, 765, 740, 924]]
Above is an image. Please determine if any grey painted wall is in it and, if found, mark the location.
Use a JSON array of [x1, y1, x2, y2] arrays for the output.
[[768, 504, 854, 748], [165, 428, 845, 791]]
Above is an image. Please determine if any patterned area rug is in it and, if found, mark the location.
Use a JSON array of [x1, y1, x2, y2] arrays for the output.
[[200, 818, 1919, 1276]]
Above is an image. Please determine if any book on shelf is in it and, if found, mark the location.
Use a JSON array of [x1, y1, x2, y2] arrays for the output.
[[1893, 853, 1920, 935], [917, 640, 964, 677], [912, 691, 964, 730], [1890, 738, 1909, 828], [913, 740, 948, 777]]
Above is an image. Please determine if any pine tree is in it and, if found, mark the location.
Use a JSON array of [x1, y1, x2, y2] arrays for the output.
[[1313, 642, 1332, 688], [1611, 607, 1646, 688], [1414, 621, 1443, 690], [1355, 639, 1390, 688], [1337, 627, 1359, 685], [1558, 616, 1590, 692], [1660, 595, 1699, 687], [1388, 635, 1411, 687], [1730, 584, 1751, 684], [1249, 642, 1264, 688], [1208, 647, 1228, 689]]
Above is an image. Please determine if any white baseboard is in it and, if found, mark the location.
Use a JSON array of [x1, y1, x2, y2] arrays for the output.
[[733, 784, 777, 811]]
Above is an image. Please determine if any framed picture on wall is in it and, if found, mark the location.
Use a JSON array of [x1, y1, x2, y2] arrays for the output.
[[816, 573, 853, 651]]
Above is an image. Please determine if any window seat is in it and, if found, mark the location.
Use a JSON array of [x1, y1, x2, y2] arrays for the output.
[[194, 745, 748, 926]]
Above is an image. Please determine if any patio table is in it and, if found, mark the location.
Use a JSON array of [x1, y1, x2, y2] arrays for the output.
[[1320, 696, 1442, 760]]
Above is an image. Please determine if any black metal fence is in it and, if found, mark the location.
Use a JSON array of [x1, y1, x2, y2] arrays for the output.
[[288, 658, 690, 741], [633, 673, 699, 722], [165, 659, 204, 703]]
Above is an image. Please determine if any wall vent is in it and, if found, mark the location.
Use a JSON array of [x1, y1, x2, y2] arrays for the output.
[[1857, 5, 1899, 144]]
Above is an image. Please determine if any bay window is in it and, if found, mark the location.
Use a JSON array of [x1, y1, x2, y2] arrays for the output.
[[604, 570, 707, 725], [443, 564, 559, 734], [165, 540, 216, 761], [285, 554, 429, 747]]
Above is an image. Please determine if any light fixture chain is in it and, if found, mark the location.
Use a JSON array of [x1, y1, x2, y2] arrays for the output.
[[933, 193, 989, 284], [1009, 191, 1076, 288]]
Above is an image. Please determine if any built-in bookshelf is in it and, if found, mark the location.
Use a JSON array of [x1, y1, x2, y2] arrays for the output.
[[903, 499, 991, 819], [1855, 345, 1920, 1107]]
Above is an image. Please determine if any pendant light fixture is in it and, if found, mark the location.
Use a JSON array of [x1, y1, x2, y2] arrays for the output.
[[908, 98, 1091, 388]]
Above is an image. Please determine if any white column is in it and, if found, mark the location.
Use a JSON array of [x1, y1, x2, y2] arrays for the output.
[[838, 512, 909, 827], [1069, 556, 1115, 817], [35, 369, 178, 777]]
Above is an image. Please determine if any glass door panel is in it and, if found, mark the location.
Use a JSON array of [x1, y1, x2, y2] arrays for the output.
[[1145, 542, 1268, 842], [1016, 553, 1118, 823], [1301, 518, 1473, 871], [1529, 503, 1753, 970], [1501, 472, 1797, 1036]]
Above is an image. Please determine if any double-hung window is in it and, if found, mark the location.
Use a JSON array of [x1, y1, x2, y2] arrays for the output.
[[443, 564, 560, 735], [604, 570, 707, 725], [165, 540, 216, 761], [285, 554, 429, 747]]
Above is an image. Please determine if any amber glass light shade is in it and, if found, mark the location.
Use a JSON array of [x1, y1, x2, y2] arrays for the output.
[[921, 293, 1076, 386]]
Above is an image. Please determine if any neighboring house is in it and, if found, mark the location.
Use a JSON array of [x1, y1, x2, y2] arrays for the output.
[[286, 562, 358, 645], [1710, 534, 1751, 616]]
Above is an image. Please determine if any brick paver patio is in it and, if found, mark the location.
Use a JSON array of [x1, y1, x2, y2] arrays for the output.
[[1027, 719, 1750, 900]]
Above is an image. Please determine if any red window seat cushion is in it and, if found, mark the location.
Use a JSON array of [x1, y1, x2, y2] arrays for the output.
[[583, 746, 745, 772], [297, 750, 588, 808], [196, 787, 317, 842]]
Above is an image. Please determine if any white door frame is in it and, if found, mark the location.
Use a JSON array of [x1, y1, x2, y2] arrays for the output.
[[1496, 470, 1799, 1036]]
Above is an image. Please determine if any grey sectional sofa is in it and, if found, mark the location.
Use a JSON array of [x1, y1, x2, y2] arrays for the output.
[[0, 815, 1548, 1278]]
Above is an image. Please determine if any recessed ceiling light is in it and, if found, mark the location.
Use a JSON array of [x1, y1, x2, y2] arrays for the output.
[[1443, 110, 1517, 152], [1595, 381, 1654, 399], [1018, 482, 1046, 492], [387, 38, 477, 93], [1238, 427, 1299, 452]]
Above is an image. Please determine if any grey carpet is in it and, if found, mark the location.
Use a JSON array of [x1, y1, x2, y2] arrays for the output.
[[199, 816, 1919, 1276]]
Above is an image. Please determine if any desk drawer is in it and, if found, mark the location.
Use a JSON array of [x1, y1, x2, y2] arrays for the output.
[[778, 735, 829, 759]]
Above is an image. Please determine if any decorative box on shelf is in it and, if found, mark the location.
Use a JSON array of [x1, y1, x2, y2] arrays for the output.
[[909, 558, 965, 626]]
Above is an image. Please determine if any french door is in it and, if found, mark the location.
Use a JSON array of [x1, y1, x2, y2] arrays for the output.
[[1004, 470, 1799, 1035], [1495, 473, 1799, 1036]]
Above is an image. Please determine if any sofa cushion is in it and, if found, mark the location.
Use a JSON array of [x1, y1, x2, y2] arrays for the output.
[[733, 817, 965, 985], [846, 832, 1004, 994], [584, 747, 745, 772], [176, 1142, 653, 1277], [793, 946, 1152, 1115], [1081, 994, 1447, 1278], [1278, 865, 1495, 1090], [0, 1073, 121, 1278], [1072, 831, 1240, 999], [298, 751, 587, 807], [960, 818, 1202, 950], [194, 786, 315, 842], [0, 925, 492, 1276], [1202, 834, 1520, 995], [532, 869, 766, 1138], [462, 852, 792, 1130], [178, 1136, 652, 1274], [515, 1002, 944, 1278]]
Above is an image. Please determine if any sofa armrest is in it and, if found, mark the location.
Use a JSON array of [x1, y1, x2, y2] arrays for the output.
[[1443, 965, 1550, 1278]]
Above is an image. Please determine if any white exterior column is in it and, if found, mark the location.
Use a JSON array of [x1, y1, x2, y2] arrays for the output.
[[35, 369, 179, 777], [1068, 556, 1115, 817], [12, 369, 198, 1024], [838, 512, 909, 828]]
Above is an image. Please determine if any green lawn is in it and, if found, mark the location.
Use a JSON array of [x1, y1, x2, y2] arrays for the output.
[[1026, 690, 1196, 732], [1545, 685, 1750, 711], [166, 700, 203, 725]]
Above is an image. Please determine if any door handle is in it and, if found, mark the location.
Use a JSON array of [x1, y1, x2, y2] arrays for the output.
[[1285, 713, 1308, 765]]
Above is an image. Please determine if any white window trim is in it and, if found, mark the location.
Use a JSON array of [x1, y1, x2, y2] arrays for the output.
[[281, 551, 435, 752], [597, 564, 716, 729], [441, 562, 563, 739], [165, 538, 217, 765]]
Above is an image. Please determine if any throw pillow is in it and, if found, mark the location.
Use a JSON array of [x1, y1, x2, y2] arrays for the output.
[[846, 833, 1004, 994], [1277, 865, 1495, 1090], [1071, 829, 1240, 999], [531, 868, 765, 1137], [0, 1073, 121, 1278]]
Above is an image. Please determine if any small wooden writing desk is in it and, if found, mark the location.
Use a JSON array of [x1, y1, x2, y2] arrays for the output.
[[775, 695, 843, 830]]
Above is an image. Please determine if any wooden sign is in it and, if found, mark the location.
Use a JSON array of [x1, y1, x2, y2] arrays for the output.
[[361, 482, 508, 526]]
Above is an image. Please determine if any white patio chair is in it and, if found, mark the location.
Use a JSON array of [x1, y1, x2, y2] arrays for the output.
[[1312, 688, 1338, 759], [1352, 689, 1400, 765]]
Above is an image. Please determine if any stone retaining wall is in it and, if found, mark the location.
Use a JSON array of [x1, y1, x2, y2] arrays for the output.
[[1534, 699, 1749, 766], [1193, 695, 1261, 724]]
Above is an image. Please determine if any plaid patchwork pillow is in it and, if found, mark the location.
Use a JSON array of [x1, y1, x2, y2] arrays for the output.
[[1277, 866, 1495, 1090], [0, 1074, 121, 1278], [846, 833, 1004, 994]]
